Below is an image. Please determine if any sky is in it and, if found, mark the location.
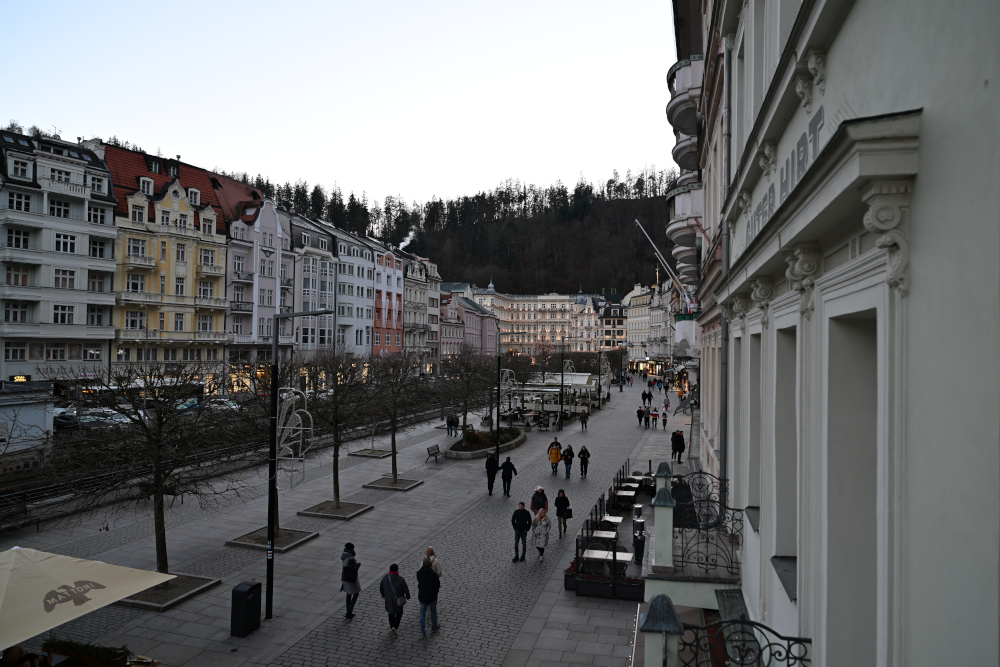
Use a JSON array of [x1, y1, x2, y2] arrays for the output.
[[4, 0, 676, 206]]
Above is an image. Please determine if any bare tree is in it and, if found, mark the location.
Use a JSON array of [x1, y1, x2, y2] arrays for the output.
[[39, 361, 266, 574], [367, 352, 424, 483], [305, 350, 376, 508], [440, 347, 496, 436], [500, 352, 535, 412]]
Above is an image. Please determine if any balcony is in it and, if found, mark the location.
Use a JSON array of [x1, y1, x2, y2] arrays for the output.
[[665, 55, 704, 136], [0, 281, 41, 300], [232, 271, 255, 283], [117, 328, 160, 340], [230, 301, 253, 312], [672, 244, 697, 265], [671, 132, 699, 172], [665, 183, 703, 248], [195, 330, 228, 342], [279, 305, 293, 314], [280, 277, 293, 288], [279, 335, 294, 345], [197, 263, 224, 276], [38, 177, 89, 197], [195, 296, 228, 309], [230, 333, 253, 344], [117, 292, 162, 304], [124, 254, 155, 269]]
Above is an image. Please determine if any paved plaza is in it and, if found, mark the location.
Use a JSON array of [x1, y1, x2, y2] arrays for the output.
[[1, 384, 694, 666]]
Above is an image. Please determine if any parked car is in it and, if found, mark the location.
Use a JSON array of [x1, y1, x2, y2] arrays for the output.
[[53, 414, 81, 431]]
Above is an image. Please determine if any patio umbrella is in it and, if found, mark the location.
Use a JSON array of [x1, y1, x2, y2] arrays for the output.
[[0, 547, 174, 650]]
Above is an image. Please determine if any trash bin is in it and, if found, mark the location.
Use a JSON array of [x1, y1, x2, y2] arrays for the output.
[[633, 503, 643, 521], [231, 581, 261, 637], [632, 520, 646, 567]]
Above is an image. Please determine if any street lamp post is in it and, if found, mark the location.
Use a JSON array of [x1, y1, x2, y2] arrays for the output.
[[265, 307, 331, 620], [494, 319, 501, 461], [559, 336, 565, 430]]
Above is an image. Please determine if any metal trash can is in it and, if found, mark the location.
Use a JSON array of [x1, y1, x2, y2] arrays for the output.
[[633, 503, 643, 521], [231, 581, 261, 637], [632, 519, 646, 567]]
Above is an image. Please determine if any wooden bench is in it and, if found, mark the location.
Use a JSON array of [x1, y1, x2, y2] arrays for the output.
[[426, 444, 441, 463], [0, 497, 39, 533]]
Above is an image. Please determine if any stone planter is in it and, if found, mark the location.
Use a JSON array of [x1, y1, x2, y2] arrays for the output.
[[574, 578, 645, 601], [445, 431, 526, 459], [564, 572, 576, 591]]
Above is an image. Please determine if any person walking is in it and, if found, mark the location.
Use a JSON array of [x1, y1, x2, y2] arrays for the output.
[[644, 406, 651, 429], [531, 508, 552, 560], [547, 439, 562, 475], [379, 564, 410, 635], [530, 485, 548, 515], [512, 502, 531, 562], [554, 490, 570, 538], [664, 396, 670, 417], [425, 546, 442, 579], [578, 446, 590, 478], [580, 411, 589, 430], [651, 407, 659, 429], [341, 542, 361, 619], [636, 405, 644, 427], [676, 430, 686, 463], [485, 453, 499, 496], [562, 444, 575, 478], [500, 456, 517, 496], [416, 556, 441, 638], [657, 380, 663, 394]]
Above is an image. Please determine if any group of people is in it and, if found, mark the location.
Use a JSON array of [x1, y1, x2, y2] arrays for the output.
[[484, 454, 519, 496], [444, 414, 461, 437], [636, 404, 668, 429], [342, 543, 445, 638], [510, 485, 572, 562], [545, 438, 590, 479]]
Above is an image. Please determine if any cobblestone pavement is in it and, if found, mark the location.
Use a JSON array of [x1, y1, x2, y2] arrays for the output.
[[1, 385, 690, 667]]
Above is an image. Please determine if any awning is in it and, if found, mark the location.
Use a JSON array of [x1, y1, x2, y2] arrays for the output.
[[0, 547, 174, 649]]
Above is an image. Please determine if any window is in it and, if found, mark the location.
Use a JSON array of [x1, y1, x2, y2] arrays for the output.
[[4, 302, 28, 322], [374, 331, 381, 345], [6, 229, 29, 249], [136, 348, 157, 361], [12, 160, 28, 178], [234, 255, 245, 272], [267, 289, 273, 306], [233, 316, 244, 334], [176, 244, 186, 261], [160, 241, 167, 260], [175, 277, 185, 295], [174, 313, 184, 331], [267, 260, 274, 277], [301, 232, 311, 246], [84, 347, 101, 360], [90, 176, 104, 193], [140, 178, 153, 195], [319, 238, 328, 250], [131, 204, 145, 222], [183, 348, 201, 361], [159, 275, 166, 294], [233, 285, 244, 302], [125, 310, 144, 329], [202, 218, 214, 235], [50, 200, 70, 218], [206, 348, 218, 361], [160, 210, 171, 225], [259, 288, 265, 305], [87, 206, 106, 224], [4, 342, 25, 360], [45, 343, 67, 361], [53, 304, 74, 324], [127, 238, 146, 256], [6, 265, 28, 286], [117, 348, 131, 362], [127, 273, 145, 293], [396, 332, 401, 346], [267, 318, 273, 336], [200, 249, 214, 265], [199, 281, 214, 298], [54, 269, 75, 289], [198, 315, 212, 332], [167, 165, 178, 177], [51, 169, 71, 182], [260, 258, 266, 275], [188, 189, 200, 206], [87, 306, 104, 326], [178, 214, 188, 228], [8, 192, 31, 211], [164, 348, 178, 361], [150, 161, 160, 174]]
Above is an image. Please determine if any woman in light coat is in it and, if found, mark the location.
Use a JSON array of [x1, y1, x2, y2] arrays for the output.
[[530, 508, 552, 561]]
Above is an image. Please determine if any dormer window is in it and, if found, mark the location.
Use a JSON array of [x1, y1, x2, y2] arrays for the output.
[[140, 178, 153, 196], [319, 238, 328, 250], [167, 165, 178, 177], [339, 244, 346, 255], [301, 232, 311, 246], [11, 160, 28, 179], [150, 161, 160, 174], [90, 176, 104, 194], [188, 189, 200, 206]]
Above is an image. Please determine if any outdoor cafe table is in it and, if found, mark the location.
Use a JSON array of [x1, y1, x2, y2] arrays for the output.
[[614, 490, 636, 500], [601, 515, 624, 524], [592, 530, 618, 541], [582, 549, 634, 562]]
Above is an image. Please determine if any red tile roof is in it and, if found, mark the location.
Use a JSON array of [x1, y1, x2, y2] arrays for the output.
[[209, 173, 263, 224], [103, 145, 243, 234]]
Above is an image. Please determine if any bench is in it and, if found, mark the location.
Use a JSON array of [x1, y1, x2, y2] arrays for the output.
[[0, 497, 39, 533], [426, 444, 441, 463]]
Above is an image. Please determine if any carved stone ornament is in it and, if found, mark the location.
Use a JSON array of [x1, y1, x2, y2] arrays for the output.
[[862, 179, 913, 295], [730, 294, 750, 331], [738, 190, 752, 219], [795, 74, 813, 114], [758, 142, 777, 180], [808, 50, 826, 96], [750, 277, 775, 326], [784, 244, 822, 318]]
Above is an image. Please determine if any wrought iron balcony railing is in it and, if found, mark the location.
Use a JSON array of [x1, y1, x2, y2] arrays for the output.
[[670, 470, 743, 577]]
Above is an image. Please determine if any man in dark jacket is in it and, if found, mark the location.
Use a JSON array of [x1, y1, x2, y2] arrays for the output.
[[675, 430, 686, 462], [340, 542, 361, 619], [637, 406, 644, 427], [416, 556, 441, 637], [379, 564, 410, 635], [511, 502, 532, 562], [500, 456, 517, 496], [485, 453, 499, 496]]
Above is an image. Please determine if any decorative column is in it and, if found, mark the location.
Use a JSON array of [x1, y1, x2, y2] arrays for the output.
[[650, 486, 676, 574], [639, 594, 685, 667]]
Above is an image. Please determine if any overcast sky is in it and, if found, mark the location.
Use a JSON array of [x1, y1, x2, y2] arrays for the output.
[[5, 0, 675, 205]]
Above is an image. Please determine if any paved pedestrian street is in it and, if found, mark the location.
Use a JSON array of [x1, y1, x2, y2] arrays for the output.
[[1, 384, 693, 667]]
